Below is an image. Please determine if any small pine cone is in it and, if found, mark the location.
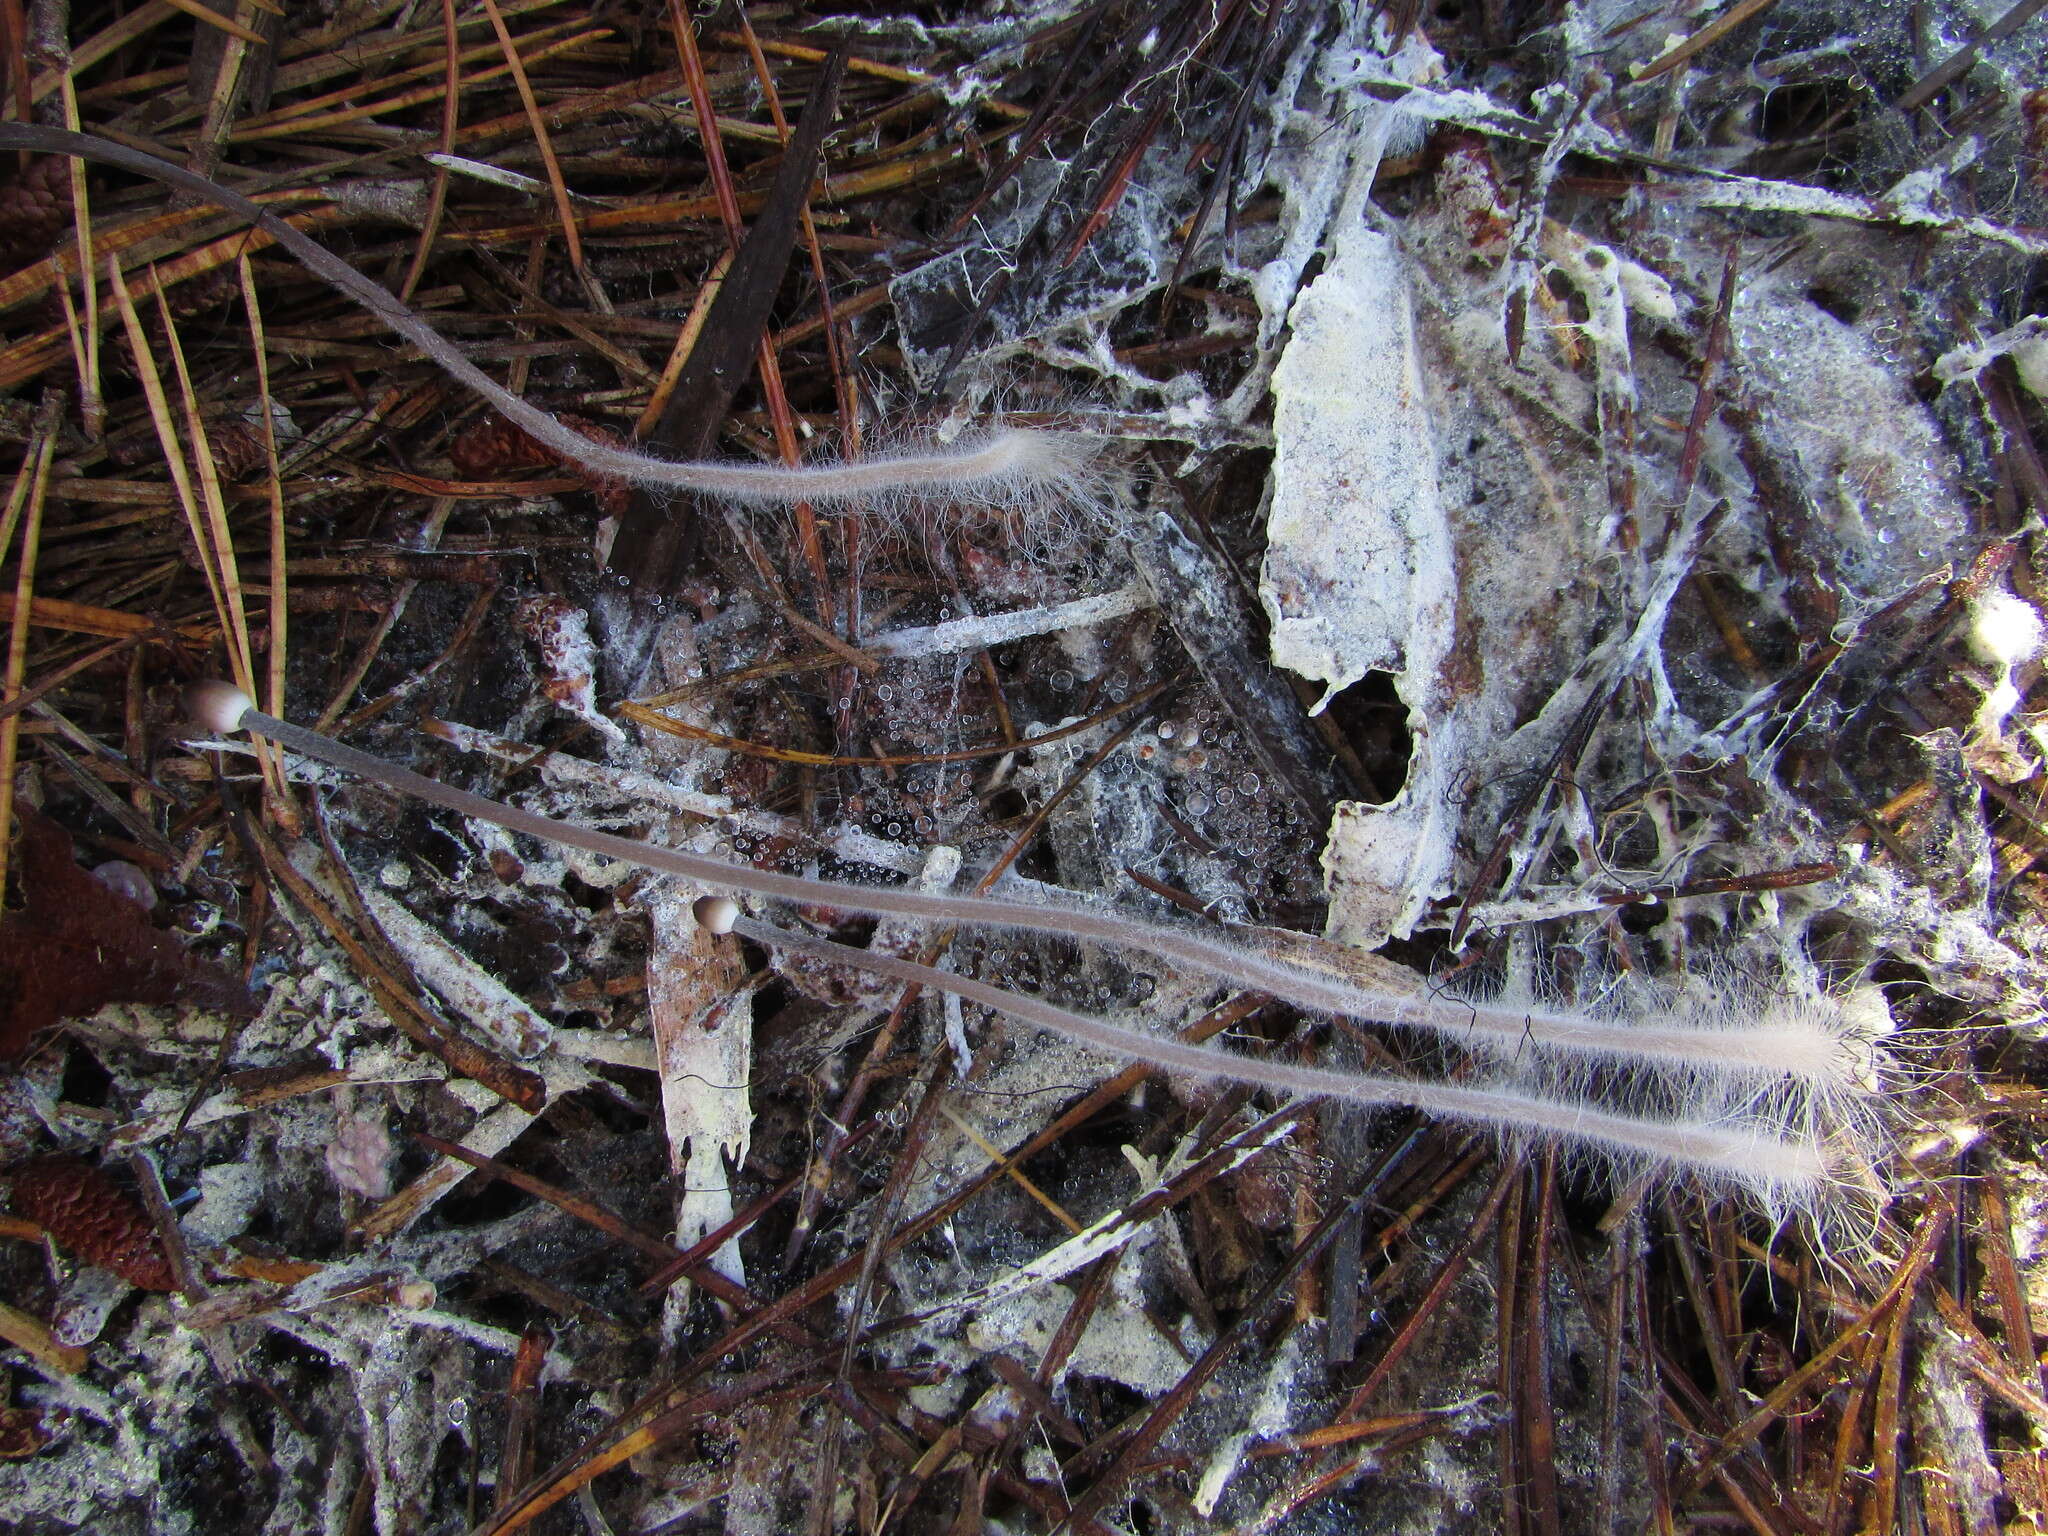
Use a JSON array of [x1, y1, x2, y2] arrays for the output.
[[447, 412, 630, 514], [204, 419, 268, 481], [448, 414, 556, 478], [0, 158, 74, 271], [9, 1156, 177, 1292], [164, 265, 242, 321]]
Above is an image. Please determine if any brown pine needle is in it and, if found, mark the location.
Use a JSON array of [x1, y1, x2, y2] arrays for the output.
[[149, 285, 260, 706], [56, 77, 101, 439], [0, 399, 62, 899], [475, 0, 586, 278], [236, 254, 294, 825], [398, 0, 463, 303]]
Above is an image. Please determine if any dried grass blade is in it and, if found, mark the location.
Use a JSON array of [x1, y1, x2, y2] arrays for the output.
[[55, 77, 101, 436], [235, 254, 293, 821], [0, 399, 61, 896], [152, 288, 260, 709], [475, 0, 583, 276]]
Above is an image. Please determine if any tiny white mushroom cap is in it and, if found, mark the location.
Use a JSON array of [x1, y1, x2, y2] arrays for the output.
[[186, 680, 255, 732], [692, 895, 739, 935]]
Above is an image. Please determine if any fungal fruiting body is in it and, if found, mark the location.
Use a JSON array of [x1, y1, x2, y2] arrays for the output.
[[188, 689, 1865, 1090], [0, 126, 1099, 516], [189, 686, 1883, 1210]]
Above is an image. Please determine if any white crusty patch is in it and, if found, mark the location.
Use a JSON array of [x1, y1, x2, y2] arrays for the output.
[[1262, 215, 1460, 944], [1261, 223, 1453, 710]]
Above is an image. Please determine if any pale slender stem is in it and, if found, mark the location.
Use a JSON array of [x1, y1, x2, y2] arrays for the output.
[[226, 705, 1852, 1088], [0, 126, 1090, 509], [729, 914, 1826, 1195]]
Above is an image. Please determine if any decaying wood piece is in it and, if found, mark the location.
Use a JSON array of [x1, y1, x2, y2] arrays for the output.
[[644, 886, 753, 1294], [1263, 199, 1458, 947]]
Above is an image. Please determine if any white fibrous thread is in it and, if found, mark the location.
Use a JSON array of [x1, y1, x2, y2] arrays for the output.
[[1968, 587, 2045, 739], [7, 126, 1100, 513], [193, 686, 1888, 1212]]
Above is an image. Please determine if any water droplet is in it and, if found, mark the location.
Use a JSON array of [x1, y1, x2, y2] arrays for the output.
[[1239, 773, 1261, 794], [1186, 792, 1212, 816]]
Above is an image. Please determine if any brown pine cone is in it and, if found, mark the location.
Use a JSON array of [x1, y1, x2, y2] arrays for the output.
[[447, 412, 631, 515], [9, 1156, 177, 1292], [164, 264, 242, 321], [0, 158, 75, 271], [448, 414, 557, 478], [204, 418, 269, 481]]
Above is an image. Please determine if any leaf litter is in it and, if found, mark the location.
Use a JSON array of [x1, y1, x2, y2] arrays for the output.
[[1, 0, 2048, 1531]]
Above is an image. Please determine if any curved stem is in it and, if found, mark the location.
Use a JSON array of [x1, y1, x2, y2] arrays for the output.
[[232, 707, 1855, 1088], [0, 126, 1092, 508], [730, 914, 1826, 1195]]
